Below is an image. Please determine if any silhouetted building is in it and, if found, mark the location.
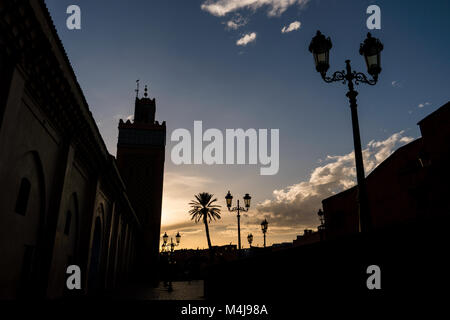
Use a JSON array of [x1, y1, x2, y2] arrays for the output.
[[293, 229, 320, 247], [117, 88, 166, 282], [322, 102, 450, 239], [0, 0, 165, 298], [173, 245, 238, 262], [212, 244, 238, 261]]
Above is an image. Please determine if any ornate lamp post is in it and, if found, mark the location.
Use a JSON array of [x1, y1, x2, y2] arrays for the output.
[[161, 232, 181, 292], [317, 209, 325, 241], [225, 191, 251, 251], [162, 231, 181, 253], [261, 219, 268, 248], [308, 31, 383, 233], [247, 233, 253, 248]]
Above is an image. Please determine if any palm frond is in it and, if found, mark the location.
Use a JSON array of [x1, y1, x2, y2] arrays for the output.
[[188, 192, 222, 224]]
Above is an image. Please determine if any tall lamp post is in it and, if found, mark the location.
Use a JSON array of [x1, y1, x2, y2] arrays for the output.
[[308, 31, 384, 233], [261, 219, 268, 248], [161, 232, 181, 292], [225, 191, 251, 251]]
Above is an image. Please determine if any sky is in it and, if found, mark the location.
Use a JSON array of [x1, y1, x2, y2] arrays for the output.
[[44, 0, 450, 249]]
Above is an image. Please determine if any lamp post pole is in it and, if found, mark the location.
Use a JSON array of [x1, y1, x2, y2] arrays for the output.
[[225, 192, 251, 251], [345, 60, 370, 233], [308, 31, 383, 233], [161, 232, 181, 292], [237, 200, 241, 250], [261, 219, 268, 248], [263, 231, 266, 248]]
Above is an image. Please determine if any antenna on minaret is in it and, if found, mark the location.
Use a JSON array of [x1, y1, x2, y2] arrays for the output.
[[135, 79, 140, 98]]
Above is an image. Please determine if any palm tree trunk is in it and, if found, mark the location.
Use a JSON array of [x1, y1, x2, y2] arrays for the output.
[[203, 214, 212, 250]]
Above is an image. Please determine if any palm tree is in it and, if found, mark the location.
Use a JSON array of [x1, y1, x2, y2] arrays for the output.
[[189, 192, 221, 250]]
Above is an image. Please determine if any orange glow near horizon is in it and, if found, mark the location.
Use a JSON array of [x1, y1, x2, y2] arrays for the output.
[[160, 171, 305, 249]]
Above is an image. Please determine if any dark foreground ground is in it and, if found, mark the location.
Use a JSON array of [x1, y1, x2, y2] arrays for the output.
[[108, 280, 204, 300], [205, 215, 450, 300]]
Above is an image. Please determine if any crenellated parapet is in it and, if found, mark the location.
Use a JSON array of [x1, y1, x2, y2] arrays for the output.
[[117, 93, 166, 148]]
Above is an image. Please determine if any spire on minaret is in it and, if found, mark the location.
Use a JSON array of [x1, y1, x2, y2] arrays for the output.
[[135, 79, 140, 98], [144, 85, 148, 98], [133, 83, 156, 124]]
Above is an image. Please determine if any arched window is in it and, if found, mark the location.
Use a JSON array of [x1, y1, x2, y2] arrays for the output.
[[64, 210, 72, 235], [15, 178, 31, 216]]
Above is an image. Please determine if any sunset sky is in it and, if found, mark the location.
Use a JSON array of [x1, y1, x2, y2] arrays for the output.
[[44, 0, 450, 249]]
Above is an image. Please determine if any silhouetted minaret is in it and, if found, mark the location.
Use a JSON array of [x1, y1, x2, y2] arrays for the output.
[[134, 85, 156, 123], [116, 84, 166, 283]]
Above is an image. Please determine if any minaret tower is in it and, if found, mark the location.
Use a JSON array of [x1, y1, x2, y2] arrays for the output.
[[116, 84, 166, 282]]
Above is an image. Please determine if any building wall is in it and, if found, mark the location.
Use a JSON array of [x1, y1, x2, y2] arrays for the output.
[[322, 102, 450, 239], [0, 68, 61, 298], [292, 230, 321, 247], [322, 187, 359, 238], [418, 102, 450, 217], [0, 0, 141, 299]]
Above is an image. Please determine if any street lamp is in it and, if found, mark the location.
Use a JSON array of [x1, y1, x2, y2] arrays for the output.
[[309, 30, 332, 75], [247, 233, 253, 247], [161, 232, 181, 253], [308, 31, 384, 233], [360, 33, 383, 77], [261, 219, 268, 248], [225, 191, 251, 250], [317, 209, 325, 241], [161, 232, 181, 292], [317, 209, 325, 225]]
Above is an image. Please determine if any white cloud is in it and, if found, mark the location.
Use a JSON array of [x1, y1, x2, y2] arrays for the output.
[[418, 102, 430, 108], [255, 131, 415, 228], [391, 80, 402, 88], [225, 13, 248, 30], [236, 32, 257, 46], [281, 21, 301, 33], [227, 20, 240, 29], [113, 114, 134, 121], [201, 0, 310, 17]]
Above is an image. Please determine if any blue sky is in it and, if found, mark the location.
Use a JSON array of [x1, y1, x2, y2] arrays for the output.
[[45, 0, 450, 248]]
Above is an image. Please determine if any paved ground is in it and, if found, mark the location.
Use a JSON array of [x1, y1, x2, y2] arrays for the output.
[[112, 280, 205, 300]]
